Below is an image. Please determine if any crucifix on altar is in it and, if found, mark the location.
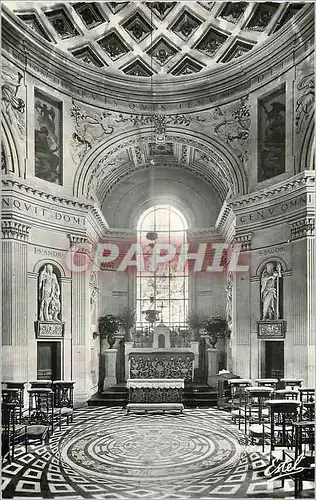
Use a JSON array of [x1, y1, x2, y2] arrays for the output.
[[160, 302, 164, 323]]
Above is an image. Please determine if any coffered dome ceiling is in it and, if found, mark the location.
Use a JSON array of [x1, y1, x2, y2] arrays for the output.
[[4, 1, 305, 78]]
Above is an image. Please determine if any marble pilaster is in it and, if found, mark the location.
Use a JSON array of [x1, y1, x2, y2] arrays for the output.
[[2, 221, 30, 381], [231, 242, 251, 379], [68, 234, 92, 404]]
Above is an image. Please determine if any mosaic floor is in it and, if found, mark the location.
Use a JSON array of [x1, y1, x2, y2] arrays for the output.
[[2, 407, 314, 499]]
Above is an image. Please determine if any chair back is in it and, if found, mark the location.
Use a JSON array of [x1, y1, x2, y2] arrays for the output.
[[245, 387, 274, 424], [298, 388, 315, 421], [52, 381, 75, 408], [275, 389, 299, 400], [265, 399, 300, 453], [2, 389, 23, 423], [280, 378, 303, 390], [28, 389, 54, 426], [228, 379, 252, 407], [255, 378, 278, 390], [30, 380, 52, 389]]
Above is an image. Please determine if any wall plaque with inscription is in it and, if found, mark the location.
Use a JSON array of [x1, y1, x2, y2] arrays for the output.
[[35, 321, 65, 338], [257, 320, 285, 339]]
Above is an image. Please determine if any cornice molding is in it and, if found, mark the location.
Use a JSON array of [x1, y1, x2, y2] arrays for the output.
[[229, 171, 315, 211], [102, 227, 137, 242], [68, 233, 92, 253], [2, 220, 30, 241], [233, 232, 253, 251], [290, 217, 315, 240], [187, 227, 218, 236], [1, 5, 313, 111], [215, 201, 236, 243], [2, 177, 93, 211]]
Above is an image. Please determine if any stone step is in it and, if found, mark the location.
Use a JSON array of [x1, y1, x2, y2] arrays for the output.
[[87, 382, 218, 408]]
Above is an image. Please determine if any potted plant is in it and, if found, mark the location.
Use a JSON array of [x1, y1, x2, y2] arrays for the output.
[[202, 316, 229, 348], [118, 307, 136, 342], [99, 314, 120, 348], [187, 310, 206, 341]]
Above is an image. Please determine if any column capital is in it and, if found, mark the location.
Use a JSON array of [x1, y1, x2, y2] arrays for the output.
[[2, 220, 30, 241], [233, 232, 253, 251], [290, 217, 315, 240], [68, 233, 92, 253]]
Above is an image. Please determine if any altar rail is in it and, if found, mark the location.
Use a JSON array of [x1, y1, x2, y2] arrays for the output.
[[129, 351, 194, 380]]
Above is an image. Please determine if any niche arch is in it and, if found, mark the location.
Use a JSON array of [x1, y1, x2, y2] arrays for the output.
[[255, 256, 289, 277], [33, 258, 66, 277]]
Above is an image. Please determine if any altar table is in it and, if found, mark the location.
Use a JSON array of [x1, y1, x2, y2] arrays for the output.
[[126, 378, 184, 414]]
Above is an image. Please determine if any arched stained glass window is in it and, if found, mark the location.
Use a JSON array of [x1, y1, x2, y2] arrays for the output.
[[137, 205, 188, 327]]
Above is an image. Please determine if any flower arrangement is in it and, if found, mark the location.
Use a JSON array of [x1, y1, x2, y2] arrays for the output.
[[118, 307, 136, 341], [187, 310, 207, 341], [202, 316, 229, 348], [99, 314, 120, 348]]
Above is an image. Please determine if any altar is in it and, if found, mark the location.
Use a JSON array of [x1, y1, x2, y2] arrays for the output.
[[126, 378, 184, 414], [123, 323, 194, 413], [124, 322, 199, 382]]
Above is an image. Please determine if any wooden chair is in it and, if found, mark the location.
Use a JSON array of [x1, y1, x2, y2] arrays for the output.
[[2, 388, 24, 424], [228, 379, 252, 428], [280, 378, 304, 390], [275, 389, 299, 400], [244, 386, 274, 450], [27, 388, 61, 435], [283, 421, 315, 497], [1, 403, 26, 463], [52, 381, 75, 426], [265, 399, 300, 461], [29, 380, 52, 389], [255, 378, 278, 390], [217, 379, 232, 411], [298, 388, 315, 421]]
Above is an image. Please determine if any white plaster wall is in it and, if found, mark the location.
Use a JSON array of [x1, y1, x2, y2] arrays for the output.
[[103, 167, 222, 229]]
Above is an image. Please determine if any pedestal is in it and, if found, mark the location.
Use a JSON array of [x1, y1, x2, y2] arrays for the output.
[[190, 341, 199, 367], [124, 341, 134, 379], [207, 348, 219, 386], [103, 349, 117, 390]]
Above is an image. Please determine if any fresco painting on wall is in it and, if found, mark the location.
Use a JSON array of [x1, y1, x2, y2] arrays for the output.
[[34, 90, 62, 184], [258, 85, 286, 182]]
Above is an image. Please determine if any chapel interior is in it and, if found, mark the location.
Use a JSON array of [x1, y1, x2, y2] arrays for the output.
[[1, 1, 315, 499]]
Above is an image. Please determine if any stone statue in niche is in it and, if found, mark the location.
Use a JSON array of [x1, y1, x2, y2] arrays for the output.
[[261, 262, 282, 320], [39, 264, 61, 322]]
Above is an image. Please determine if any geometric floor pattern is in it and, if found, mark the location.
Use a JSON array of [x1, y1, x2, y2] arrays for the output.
[[2, 407, 314, 499]]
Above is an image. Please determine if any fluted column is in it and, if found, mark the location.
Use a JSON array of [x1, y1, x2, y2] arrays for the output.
[[231, 234, 252, 378], [289, 218, 315, 384], [307, 225, 315, 386], [68, 234, 92, 404], [2, 220, 30, 381]]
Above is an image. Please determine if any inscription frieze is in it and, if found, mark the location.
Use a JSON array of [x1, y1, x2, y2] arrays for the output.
[[34, 247, 65, 259], [257, 246, 287, 257], [2, 197, 85, 227], [237, 195, 306, 225]]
